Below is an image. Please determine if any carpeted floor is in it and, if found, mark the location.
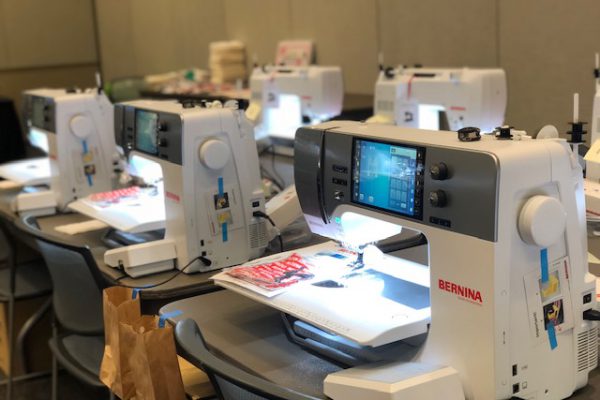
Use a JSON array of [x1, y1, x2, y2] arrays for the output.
[[0, 372, 108, 400]]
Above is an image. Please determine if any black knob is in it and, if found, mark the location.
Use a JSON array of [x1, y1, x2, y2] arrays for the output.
[[158, 121, 168, 131], [430, 162, 448, 180], [429, 190, 447, 207], [158, 138, 168, 147], [182, 101, 195, 109]]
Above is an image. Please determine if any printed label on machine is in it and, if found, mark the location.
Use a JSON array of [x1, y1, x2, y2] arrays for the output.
[[206, 185, 242, 237], [524, 256, 574, 346]]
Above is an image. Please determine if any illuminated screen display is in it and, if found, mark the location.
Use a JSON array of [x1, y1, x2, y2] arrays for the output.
[[352, 139, 425, 218], [135, 110, 159, 155], [31, 97, 46, 129]]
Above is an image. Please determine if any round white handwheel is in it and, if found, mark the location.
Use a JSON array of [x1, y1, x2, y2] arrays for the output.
[[69, 114, 93, 139], [198, 139, 230, 170], [518, 195, 566, 247]]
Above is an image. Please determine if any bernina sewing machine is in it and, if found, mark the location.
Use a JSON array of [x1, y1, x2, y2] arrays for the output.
[[246, 65, 343, 148], [103, 99, 275, 277], [368, 66, 506, 132], [6, 88, 118, 215], [219, 120, 598, 399]]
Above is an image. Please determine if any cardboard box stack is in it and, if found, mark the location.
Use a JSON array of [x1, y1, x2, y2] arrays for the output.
[[209, 41, 247, 84]]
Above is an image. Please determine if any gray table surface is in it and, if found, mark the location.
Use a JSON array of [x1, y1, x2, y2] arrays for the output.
[[162, 290, 600, 400]]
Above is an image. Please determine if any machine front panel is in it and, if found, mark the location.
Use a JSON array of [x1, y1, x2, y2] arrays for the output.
[[117, 105, 183, 164], [26, 95, 56, 133], [314, 130, 499, 241]]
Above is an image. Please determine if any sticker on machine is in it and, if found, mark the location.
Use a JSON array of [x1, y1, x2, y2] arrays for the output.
[[523, 256, 574, 346], [263, 78, 280, 108], [206, 185, 240, 235]]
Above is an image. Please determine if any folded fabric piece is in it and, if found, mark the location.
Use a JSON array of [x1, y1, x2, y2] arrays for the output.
[[209, 52, 245, 64], [54, 219, 109, 235]]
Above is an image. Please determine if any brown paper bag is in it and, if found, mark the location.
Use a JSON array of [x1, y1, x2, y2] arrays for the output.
[[125, 315, 186, 400], [99, 286, 141, 399]]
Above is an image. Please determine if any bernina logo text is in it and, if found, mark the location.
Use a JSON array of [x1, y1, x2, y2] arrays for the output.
[[438, 279, 483, 304], [165, 191, 180, 203]]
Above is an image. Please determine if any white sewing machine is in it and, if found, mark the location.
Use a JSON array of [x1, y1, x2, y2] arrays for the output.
[[8, 88, 118, 215], [246, 65, 343, 146], [219, 121, 598, 399], [103, 100, 274, 277], [368, 67, 506, 132]]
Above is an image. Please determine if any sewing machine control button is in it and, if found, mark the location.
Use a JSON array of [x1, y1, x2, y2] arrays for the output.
[[430, 162, 448, 180], [332, 178, 347, 186], [158, 138, 168, 147], [158, 121, 168, 131], [199, 139, 230, 170], [583, 293, 592, 304], [429, 190, 447, 207], [332, 165, 348, 174], [334, 190, 344, 200]]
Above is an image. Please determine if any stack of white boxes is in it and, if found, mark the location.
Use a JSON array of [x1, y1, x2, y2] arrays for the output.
[[209, 41, 247, 84]]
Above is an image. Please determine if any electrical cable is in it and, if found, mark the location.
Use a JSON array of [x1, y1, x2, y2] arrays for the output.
[[258, 144, 286, 190], [253, 210, 284, 252], [115, 255, 211, 289]]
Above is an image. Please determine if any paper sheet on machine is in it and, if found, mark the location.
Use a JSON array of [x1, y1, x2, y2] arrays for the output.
[[68, 185, 166, 233], [212, 241, 432, 347], [0, 157, 51, 186]]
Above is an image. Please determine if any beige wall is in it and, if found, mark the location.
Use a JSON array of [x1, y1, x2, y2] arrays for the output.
[[0, 0, 98, 105], [96, 0, 600, 137], [0, 64, 98, 107], [499, 0, 600, 137], [95, 0, 227, 79]]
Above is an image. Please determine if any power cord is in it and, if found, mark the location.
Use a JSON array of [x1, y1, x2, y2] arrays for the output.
[[114, 255, 211, 289], [253, 210, 284, 252], [259, 144, 286, 190]]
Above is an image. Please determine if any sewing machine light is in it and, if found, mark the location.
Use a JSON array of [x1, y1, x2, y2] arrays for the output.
[[263, 94, 302, 140], [28, 127, 49, 154], [338, 211, 402, 248], [418, 104, 444, 130], [128, 154, 163, 185]]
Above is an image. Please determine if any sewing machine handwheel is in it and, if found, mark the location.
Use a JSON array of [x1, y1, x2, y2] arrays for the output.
[[518, 195, 566, 247], [198, 139, 230, 170], [69, 114, 93, 139]]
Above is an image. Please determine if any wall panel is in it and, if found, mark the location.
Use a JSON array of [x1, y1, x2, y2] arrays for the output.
[[499, 0, 600, 136], [223, 0, 292, 68], [290, 0, 379, 94], [1, 0, 97, 68], [378, 0, 498, 70]]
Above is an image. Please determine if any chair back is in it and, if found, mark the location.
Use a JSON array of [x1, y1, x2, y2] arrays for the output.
[[16, 214, 105, 335]]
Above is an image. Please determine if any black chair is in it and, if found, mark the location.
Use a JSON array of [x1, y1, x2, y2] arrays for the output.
[[16, 214, 113, 400], [0, 219, 52, 400], [0, 97, 26, 163], [175, 318, 321, 400]]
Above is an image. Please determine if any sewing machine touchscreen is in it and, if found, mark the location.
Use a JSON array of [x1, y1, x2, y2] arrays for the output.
[[352, 139, 424, 219], [135, 110, 159, 155], [31, 97, 45, 129]]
